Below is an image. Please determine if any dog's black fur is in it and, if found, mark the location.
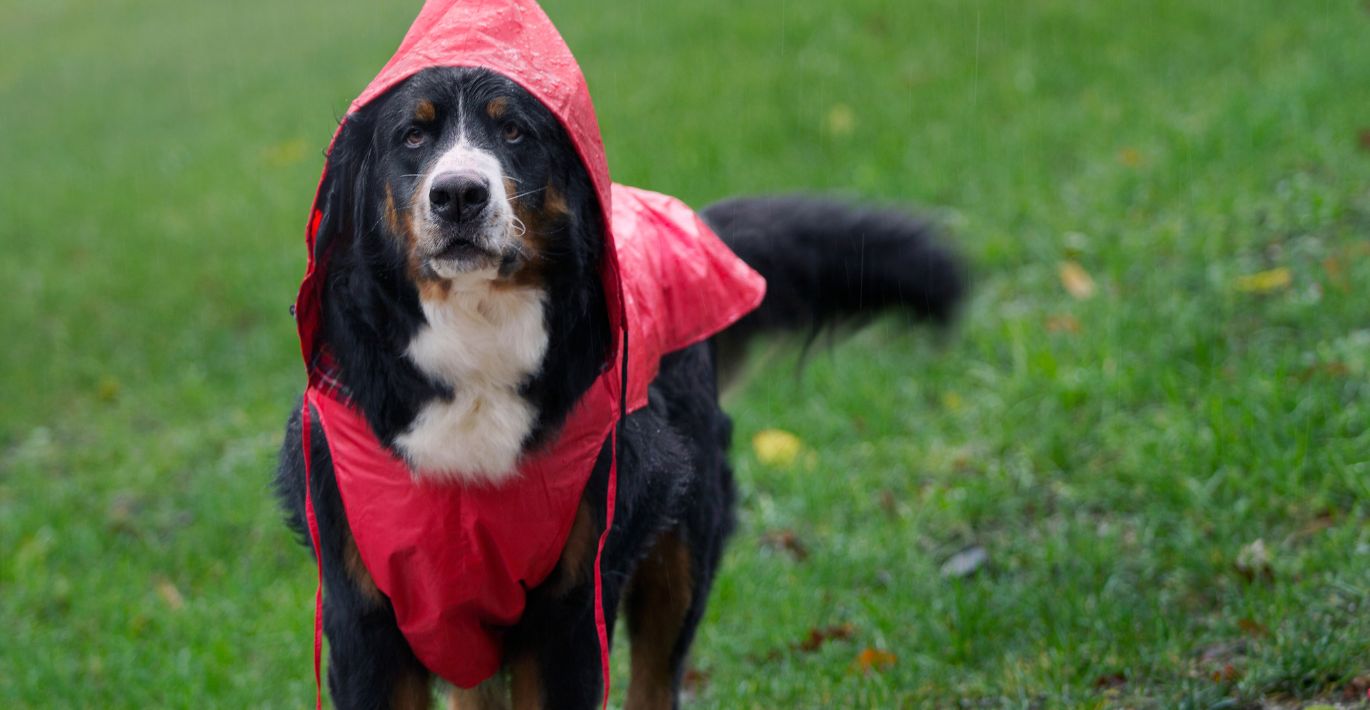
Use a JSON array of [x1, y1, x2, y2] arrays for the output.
[[275, 66, 965, 709]]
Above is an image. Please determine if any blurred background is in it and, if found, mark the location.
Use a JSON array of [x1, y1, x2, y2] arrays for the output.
[[2, 0, 1368, 706]]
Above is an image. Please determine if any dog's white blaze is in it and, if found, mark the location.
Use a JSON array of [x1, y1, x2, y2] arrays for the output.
[[397, 271, 548, 483]]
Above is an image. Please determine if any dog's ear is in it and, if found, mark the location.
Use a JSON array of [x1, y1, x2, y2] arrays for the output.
[[313, 113, 375, 265], [552, 143, 604, 284]]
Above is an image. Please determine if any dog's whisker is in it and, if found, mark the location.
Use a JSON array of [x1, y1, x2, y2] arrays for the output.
[[506, 187, 548, 202]]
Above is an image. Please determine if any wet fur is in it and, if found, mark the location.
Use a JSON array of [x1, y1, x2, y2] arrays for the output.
[[275, 66, 965, 709]]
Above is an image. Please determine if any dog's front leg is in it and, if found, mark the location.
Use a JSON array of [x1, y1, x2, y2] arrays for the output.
[[320, 560, 433, 709]]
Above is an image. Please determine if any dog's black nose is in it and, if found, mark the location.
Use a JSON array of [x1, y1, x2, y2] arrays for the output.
[[429, 171, 490, 222]]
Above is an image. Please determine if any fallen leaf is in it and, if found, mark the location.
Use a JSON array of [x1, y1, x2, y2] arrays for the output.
[[1093, 673, 1127, 690], [826, 104, 856, 137], [1291, 510, 1337, 539], [1045, 314, 1081, 333], [1236, 618, 1270, 638], [760, 529, 809, 561], [1058, 260, 1096, 299], [854, 647, 897, 673], [96, 376, 121, 403], [940, 545, 989, 578], [1295, 361, 1350, 382], [1210, 663, 1241, 683], [878, 489, 899, 517], [751, 622, 858, 664], [1359, 128, 1370, 152], [1233, 267, 1291, 294], [106, 493, 142, 535], [752, 429, 803, 467], [156, 579, 185, 611], [798, 623, 856, 652], [1345, 674, 1370, 701], [1235, 539, 1274, 583], [1322, 256, 1349, 293], [681, 667, 710, 693]]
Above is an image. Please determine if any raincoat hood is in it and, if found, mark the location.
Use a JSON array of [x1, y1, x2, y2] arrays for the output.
[[292, 0, 765, 700]]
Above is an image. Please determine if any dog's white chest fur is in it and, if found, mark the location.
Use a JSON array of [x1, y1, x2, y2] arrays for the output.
[[396, 274, 548, 483]]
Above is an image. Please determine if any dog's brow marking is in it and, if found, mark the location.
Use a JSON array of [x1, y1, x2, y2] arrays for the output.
[[486, 97, 509, 119], [414, 99, 436, 122]]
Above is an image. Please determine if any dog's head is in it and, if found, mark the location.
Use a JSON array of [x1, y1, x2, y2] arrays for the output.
[[317, 66, 604, 298]]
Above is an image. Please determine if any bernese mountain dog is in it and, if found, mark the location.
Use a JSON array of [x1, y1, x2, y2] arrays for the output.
[[274, 66, 965, 709]]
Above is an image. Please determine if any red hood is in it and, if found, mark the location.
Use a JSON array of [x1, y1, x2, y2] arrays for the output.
[[296, 0, 621, 380]]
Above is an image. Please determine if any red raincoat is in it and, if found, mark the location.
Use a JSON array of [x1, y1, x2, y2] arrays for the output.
[[292, 0, 766, 702]]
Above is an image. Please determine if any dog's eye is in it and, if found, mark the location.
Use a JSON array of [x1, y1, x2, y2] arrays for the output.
[[501, 122, 523, 144], [404, 127, 425, 148]]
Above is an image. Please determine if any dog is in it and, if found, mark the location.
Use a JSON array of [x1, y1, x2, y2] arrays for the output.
[[274, 64, 965, 709]]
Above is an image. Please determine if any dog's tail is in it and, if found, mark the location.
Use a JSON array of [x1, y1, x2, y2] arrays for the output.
[[702, 195, 967, 373]]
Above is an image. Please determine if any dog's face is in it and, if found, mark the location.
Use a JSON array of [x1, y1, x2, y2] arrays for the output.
[[341, 66, 586, 291]]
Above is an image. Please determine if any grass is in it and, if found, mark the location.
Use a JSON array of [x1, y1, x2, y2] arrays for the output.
[[2, 0, 1368, 706]]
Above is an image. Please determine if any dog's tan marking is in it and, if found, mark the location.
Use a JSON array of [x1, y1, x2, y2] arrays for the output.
[[396, 184, 453, 302], [494, 182, 569, 291], [343, 534, 384, 608], [547, 501, 596, 595], [449, 675, 510, 710], [486, 97, 509, 120], [509, 651, 541, 710], [418, 277, 453, 302], [625, 532, 694, 710], [390, 666, 432, 710], [542, 184, 569, 218], [385, 184, 403, 236], [415, 99, 437, 122]]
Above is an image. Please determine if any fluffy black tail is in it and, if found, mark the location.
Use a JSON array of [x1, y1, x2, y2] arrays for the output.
[[702, 195, 967, 367]]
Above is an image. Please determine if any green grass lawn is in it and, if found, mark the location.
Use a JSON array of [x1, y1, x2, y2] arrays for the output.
[[3, 0, 1368, 706]]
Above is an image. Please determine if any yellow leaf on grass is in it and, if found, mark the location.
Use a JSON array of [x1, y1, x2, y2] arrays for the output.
[[1045, 314, 1081, 334], [1058, 260, 1096, 299], [854, 647, 897, 673], [826, 104, 856, 137], [156, 579, 185, 611], [1234, 267, 1291, 294], [97, 376, 121, 402], [752, 429, 803, 467]]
